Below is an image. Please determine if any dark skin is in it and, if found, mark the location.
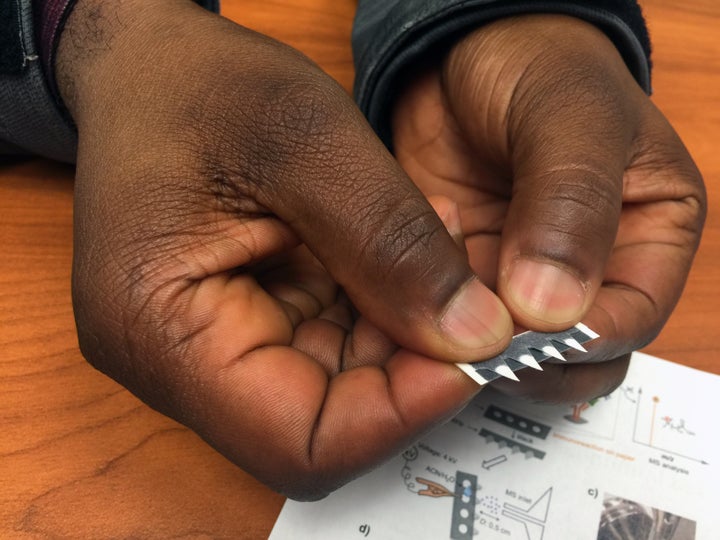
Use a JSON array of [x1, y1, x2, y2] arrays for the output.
[[393, 15, 706, 402], [56, 0, 705, 499]]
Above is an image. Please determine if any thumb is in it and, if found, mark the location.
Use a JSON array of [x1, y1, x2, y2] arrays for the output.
[[444, 15, 640, 330], [292, 134, 513, 361], [241, 81, 513, 361]]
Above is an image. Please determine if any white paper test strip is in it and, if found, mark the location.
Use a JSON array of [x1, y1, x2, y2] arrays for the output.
[[457, 323, 599, 385]]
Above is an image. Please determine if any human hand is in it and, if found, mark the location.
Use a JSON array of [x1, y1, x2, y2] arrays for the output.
[[57, 0, 516, 499], [393, 15, 706, 403]]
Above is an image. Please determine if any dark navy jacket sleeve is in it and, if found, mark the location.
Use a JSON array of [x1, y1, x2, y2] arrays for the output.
[[352, 0, 652, 149]]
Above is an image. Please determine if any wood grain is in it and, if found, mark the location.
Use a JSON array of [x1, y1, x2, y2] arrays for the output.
[[637, 0, 720, 370], [1, 1, 718, 537]]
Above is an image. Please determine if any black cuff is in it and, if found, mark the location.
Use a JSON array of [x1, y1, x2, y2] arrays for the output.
[[0, 1, 26, 74], [352, 0, 651, 150]]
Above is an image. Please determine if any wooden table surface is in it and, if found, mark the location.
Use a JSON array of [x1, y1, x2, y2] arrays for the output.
[[1, 1, 718, 537]]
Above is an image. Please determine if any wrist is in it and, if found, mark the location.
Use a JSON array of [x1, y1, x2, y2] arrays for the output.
[[55, 0, 202, 127]]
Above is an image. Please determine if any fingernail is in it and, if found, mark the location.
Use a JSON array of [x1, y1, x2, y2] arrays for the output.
[[506, 259, 586, 324], [440, 279, 511, 350]]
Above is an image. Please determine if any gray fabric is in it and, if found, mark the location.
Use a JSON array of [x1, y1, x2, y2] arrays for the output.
[[1, 0, 26, 74], [0, 0, 220, 163], [0, 0, 77, 161], [352, 0, 652, 149], [0, 139, 27, 155]]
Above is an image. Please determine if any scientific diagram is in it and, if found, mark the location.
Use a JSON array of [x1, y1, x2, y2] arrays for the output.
[[629, 387, 708, 465], [400, 442, 554, 540], [394, 381, 710, 540], [270, 353, 720, 540], [399, 402, 558, 540]]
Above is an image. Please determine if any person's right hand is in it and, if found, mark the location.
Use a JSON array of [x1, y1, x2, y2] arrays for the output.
[[391, 15, 706, 405], [56, 0, 514, 499]]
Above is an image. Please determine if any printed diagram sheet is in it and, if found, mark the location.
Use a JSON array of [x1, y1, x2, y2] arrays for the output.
[[270, 353, 720, 539]]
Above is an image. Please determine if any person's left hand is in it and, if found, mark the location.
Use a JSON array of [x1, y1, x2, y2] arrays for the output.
[[392, 15, 706, 403]]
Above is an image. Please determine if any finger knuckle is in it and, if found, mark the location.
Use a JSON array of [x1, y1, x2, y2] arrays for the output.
[[515, 172, 621, 268], [257, 456, 344, 501], [355, 196, 464, 305], [278, 475, 336, 502]]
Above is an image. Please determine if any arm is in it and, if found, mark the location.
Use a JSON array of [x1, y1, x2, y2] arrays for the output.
[[354, 1, 706, 402], [50, 0, 517, 499]]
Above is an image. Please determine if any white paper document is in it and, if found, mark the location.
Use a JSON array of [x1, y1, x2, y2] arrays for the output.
[[270, 352, 719, 540]]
